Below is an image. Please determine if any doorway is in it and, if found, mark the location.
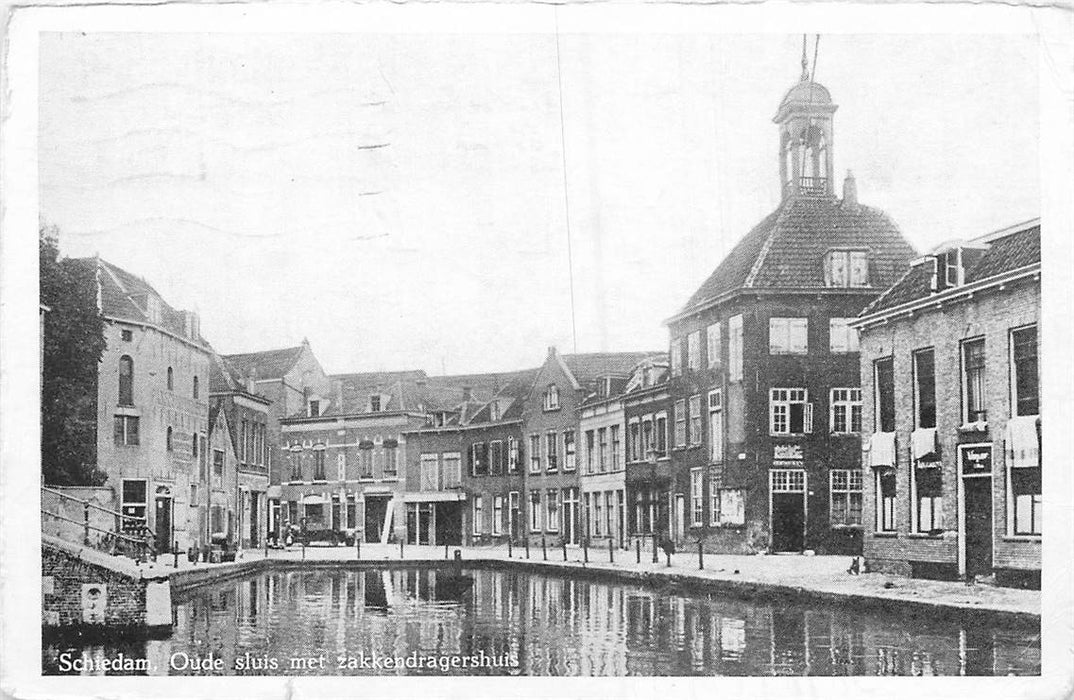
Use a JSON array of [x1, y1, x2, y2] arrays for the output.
[[674, 494, 685, 542], [154, 496, 172, 553], [364, 495, 390, 542], [435, 502, 462, 545], [963, 476, 994, 578], [770, 469, 806, 553]]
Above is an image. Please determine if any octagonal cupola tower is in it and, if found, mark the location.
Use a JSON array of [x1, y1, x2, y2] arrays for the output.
[[775, 38, 838, 200]]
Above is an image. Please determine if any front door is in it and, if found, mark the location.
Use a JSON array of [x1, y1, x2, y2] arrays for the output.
[[963, 476, 994, 578], [675, 494, 686, 542], [249, 494, 259, 547], [364, 496, 389, 543], [154, 497, 172, 553], [771, 469, 806, 552]]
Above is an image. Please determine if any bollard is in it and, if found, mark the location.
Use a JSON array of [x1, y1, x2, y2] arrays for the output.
[[542, 536, 547, 561], [173, 541, 179, 569], [562, 540, 567, 562], [698, 541, 704, 570], [609, 537, 614, 563], [83, 503, 90, 546], [583, 538, 589, 564], [399, 540, 404, 559], [652, 536, 658, 564], [636, 539, 641, 564], [525, 537, 530, 559], [508, 538, 513, 559], [302, 542, 306, 561], [666, 549, 671, 568], [445, 542, 449, 560]]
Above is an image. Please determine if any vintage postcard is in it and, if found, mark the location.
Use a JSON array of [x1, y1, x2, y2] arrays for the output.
[[1, 2, 1072, 698]]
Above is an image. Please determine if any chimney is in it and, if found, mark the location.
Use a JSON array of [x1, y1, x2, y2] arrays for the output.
[[462, 386, 472, 402], [246, 368, 257, 394], [547, 345, 557, 358], [842, 170, 858, 208]]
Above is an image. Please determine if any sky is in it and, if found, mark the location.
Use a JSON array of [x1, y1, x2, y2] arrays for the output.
[[39, 32, 1040, 376]]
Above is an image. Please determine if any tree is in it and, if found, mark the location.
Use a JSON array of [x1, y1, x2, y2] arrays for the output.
[[40, 224, 107, 485]]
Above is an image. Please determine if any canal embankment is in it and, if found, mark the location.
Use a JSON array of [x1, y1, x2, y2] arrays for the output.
[[145, 543, 1039, 627]]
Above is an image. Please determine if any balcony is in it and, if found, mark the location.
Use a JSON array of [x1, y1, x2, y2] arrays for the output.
[[799, 176, 828, 196]]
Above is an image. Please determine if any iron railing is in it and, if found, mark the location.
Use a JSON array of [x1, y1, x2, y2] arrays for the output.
[[41, 486, 157, 562]]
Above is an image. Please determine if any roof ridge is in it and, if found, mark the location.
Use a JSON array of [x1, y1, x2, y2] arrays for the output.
[[224, 344, 303, 359]]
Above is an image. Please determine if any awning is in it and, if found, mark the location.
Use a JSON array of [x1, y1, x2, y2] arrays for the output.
[[868, 432, 897, 468], [911, 428, 939, 463], [1005, 416, 1040, 468], [403, 491, 466, 503]]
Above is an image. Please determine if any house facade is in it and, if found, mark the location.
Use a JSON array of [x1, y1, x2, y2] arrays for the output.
[[206, 406, 239, 548], [854, 219, 1041, 588], [621, 359, 672, 549], [521, 348, 656, 546], [664, 62, 916, 555], [579, 376, 630, 547], [208, 352, 272, 549], [78, 257, 214, 554]]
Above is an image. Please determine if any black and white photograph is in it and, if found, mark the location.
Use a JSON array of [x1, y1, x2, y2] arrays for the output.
[[1, 2, 1072, 697]]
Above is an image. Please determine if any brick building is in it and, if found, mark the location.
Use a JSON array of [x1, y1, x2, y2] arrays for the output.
[[206, 405, 239, 548], [522, 348, 658, 546], [621, 357, 672, 548], [854, 219, 1041, 588], [73, 257, 213, 554], [402, 374, 533, 546], [664, 60, 916, 554], [208, 352, 272, 548]]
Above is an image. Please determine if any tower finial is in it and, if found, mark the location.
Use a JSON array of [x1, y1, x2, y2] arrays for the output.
[[800, 34, 809, 81]]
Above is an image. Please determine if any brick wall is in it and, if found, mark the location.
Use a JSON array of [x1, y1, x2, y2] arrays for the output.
[[42, 545, 147, 628]]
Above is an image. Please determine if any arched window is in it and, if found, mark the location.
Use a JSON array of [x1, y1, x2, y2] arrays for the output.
[[118, 355, 134, 406], [799, 125, 828, 188], [193, 376, 200, 399], [166, 426, 174, 452], [167, 367, 174, 391]]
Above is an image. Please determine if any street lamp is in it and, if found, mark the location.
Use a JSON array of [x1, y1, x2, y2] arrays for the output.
[[646, 447, 659, 563]]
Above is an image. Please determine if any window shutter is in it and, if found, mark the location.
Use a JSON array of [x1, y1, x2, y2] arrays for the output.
[[791, 318, 809, 354], [805, 402, 814, 434]]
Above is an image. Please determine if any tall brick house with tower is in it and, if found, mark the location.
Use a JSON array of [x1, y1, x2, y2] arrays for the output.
[[664, 48, 917, 554]]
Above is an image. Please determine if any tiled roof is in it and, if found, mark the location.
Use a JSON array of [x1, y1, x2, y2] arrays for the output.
[[863, 222, 1040, 316], [561, 352, 663, 386], [69, 257, 209, 347], [208, 353, 243, 393], [679, 197, 917, 314], [224, 345, 305, 381]]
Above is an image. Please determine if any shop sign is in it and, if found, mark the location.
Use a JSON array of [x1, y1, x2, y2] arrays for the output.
[[773, 445, 803, 461], [959, 443, 992, 474]]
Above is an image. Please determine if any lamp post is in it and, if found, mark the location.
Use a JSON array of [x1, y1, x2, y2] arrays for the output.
[[647, 447, 659, 564]]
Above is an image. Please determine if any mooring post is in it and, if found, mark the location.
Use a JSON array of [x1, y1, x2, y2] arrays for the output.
[[173, 541, 179, 569], [636, 539, 641, 564], [666, 549, 672, 568], [583, 537, 589, 563], [652, 536, 658, 564], [399, 540, 404, 559], [508, 538, 513, 559], [302, 542, 306, 561], [83, 503, 90, 546], [524, 537, 530, 559], [698, 541, 704, 570], [445, 542, 449, 559], [542, 536, 547, 561], [562, 539, 567, 561], [356, 538, 361, 560], [609, 537, 614, 563]]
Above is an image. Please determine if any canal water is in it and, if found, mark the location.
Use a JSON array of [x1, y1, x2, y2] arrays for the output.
[[43, 566, 1040, 676]]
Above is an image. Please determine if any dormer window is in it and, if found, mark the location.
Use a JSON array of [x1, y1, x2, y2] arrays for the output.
[[825, 250, 869, 287], [490, 402, 501, 422], [543, 385, 560, 411], [932, 249, 963, 291], [369, 395, 382, 413], [307, 399, 320, 417]]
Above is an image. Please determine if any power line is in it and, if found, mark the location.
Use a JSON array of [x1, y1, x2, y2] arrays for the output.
[[553, 8, 579, 355]]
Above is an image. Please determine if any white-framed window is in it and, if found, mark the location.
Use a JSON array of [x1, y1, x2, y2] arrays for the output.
[[674, 400, 687, 448], [489, 440, 504, 476], [914, 348, 937, 429], [472, 496, 484, 535], [690, 468, 704, 526], [120, 478, 148, 528], [627, 419, 640, 462], [825, 250, 869, 287], [641, 415, 654, 457], [687, 331, 701, 371], [1011, 325, 1039, 417], [585, 430, 596, 473], [507, 437, 520, 474], [529, 434, 541, 474], [829, 318, 860, 353], [563, 430, 576, 471], [830, 388, 862, 434], [470, 441, 488, 477], [337, 453, 346, 482], [593, 492, 603, 536], [508, 491, 520, 535], [113, 415, 140, 446], [529, 490, 542, 532], [876, 470, 896, 533], [492, 496, 504, 536], [961, 337, 987, 424], [1010, 467, 1041, 536], [543, 384, 560, 411], [769, 388, 812, 435], [707, 323, 722, 369], [829, 469, 863, 526], [545, 431, 559, 472], [670, 337, 683, 376], [597, 427, 608, 472], [689, 395, 703, 446], [442, 452, 462, 488], [611, 425, 621, 470], [545, 489, 560, 532], [728, 315, 743, 382], [654, 412, 668, 457], [708, 390, 724, 463], [709, 472, 720, 526], [912, 464, 943, 533], [718, 488, 745, 526], [874, 357, 896, 432], [770, 469, 806, 493], [769, 317, 808, 355], [420, 453, 439, 491]]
